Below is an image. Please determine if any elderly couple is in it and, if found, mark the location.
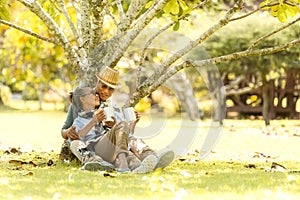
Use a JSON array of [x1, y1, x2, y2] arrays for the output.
[[61, 66, 174, 173]]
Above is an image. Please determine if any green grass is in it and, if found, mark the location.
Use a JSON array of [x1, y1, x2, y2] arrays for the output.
[[1, 106, 300, 199]]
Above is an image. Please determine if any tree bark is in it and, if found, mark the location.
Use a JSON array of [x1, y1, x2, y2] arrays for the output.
[[262, 80, 270, 125], [166, 72, 201, 120]]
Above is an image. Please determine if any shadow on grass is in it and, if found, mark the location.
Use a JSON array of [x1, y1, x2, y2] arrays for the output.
[[1, 148, 300, 199]]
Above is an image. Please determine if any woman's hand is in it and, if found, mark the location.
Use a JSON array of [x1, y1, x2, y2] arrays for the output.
[[94, 109, 106, 123], [66, 126, 79, 140]]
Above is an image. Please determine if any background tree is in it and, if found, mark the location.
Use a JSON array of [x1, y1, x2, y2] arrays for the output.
[[0, 0, 299, 120]]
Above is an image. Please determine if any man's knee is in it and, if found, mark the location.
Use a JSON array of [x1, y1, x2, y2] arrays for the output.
[[116, 121, 129, 133]]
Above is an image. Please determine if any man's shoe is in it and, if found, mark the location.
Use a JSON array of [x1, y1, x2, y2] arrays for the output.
[[132, 155, 157, 174], [155, 150, 174, 169], [117, 168, 131, 173], [82, 161, 115, 171]]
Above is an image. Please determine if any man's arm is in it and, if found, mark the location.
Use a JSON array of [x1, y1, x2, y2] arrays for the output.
[[129, 111, 140, 135], [61, 104, 79, 140]]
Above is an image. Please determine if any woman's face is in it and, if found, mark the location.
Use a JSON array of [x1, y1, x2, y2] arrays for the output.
[[95, 81, 114, 101], [80, 87, 100, 109]]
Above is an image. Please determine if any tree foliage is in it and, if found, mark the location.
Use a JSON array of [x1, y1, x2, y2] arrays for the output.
[[0, 0, 299, 114]]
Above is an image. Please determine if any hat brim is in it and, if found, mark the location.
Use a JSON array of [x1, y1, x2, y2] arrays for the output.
[[98, 78, 118, 89]]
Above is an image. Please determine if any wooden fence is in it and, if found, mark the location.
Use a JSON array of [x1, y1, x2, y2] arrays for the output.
[[225, 68, 300, 122]]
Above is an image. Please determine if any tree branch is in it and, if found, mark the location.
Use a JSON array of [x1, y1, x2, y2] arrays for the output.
[[89, 0, 108, 51], [127, 0, 245, 107], [105, 5, 119, 27], [118, 0, 149, 32], [160, 0, 245, 75], [107, 0, 169, 67], [0, 19, 58, 44], [57, 0, 80, 46], [116, 0, 125, 28], [226, 82, 262, 96], [167, 37, 300, 84], [229, 3, 279, 22], [127, 36, 300, 106], [16, 0, 81, 67], [48, 0, 62, 13], [136, 20, 175, 87], [248, 17, 300, 50], [136, 0, 212, 85]]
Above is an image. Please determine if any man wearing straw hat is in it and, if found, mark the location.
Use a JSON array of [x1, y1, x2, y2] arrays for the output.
[[61, 66, 174, 172]]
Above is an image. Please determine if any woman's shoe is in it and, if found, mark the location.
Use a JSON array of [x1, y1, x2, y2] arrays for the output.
[[82, 161, 115, 171]]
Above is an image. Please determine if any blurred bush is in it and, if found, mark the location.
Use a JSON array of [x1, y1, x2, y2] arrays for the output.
[[0, 83, 12, 105], [22, 86, 38, 100]]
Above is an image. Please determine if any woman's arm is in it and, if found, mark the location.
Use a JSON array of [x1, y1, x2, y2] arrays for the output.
[[77, 109, 106, 138], [76, 117, 98, 138]]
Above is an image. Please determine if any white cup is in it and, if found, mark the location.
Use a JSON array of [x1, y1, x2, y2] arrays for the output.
[[123, 107, 136, 123], [104, 107, 114, 122]]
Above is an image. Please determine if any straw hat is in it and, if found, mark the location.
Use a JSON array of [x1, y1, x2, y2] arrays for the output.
[[96, 66, 119, 88]]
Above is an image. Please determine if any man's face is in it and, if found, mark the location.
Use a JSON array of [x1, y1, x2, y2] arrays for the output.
[[95, 81, 114, 101]]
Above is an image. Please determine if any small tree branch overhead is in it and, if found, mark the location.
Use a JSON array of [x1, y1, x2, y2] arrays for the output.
[[136, 20, 176, 87], [127, 36, 300, 107], [161, 0, 245, 74], [0, 19, 58, 44], [116, 0, 125, 27], [129, 0, 245, 106], [121, 0, 149, 31], [107, 0, 169, 68], [16, 0, 81, 68], [57, 0, 80, 46], [248, 17, 300, 50]]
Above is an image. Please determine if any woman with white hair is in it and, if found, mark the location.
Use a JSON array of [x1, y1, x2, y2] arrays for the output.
[[71, 83, 133, 172], [61, 66, 174, 173]]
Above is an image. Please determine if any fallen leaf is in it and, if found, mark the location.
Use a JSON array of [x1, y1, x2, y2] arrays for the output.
[[47, 159, 54, 166], [245, 164, 256, 169], [271, 162, 287, 172], [28, 161, 37, 167], [103, 172, 116, 178], [178, 158, 186, 162], [22, 171, 34, 176], [9, 160, 27, 165], [10, 148, 21, 154]]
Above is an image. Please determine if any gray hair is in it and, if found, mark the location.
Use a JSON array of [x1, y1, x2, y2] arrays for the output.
[[72, 82, 91, 118]]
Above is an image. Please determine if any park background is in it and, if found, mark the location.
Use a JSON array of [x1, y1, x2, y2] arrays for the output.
[[1, 0, 300, 199]]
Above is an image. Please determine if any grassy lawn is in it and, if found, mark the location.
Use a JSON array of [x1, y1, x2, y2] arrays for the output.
[[1, 106, 300, 199]]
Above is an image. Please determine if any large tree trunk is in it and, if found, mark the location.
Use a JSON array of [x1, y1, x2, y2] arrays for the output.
[[166, 72, 201, 120], [0, 96, 3, 106], [0, 85, 5, 106], [262, 80, 270, 125], [207, 70, 226, 124]]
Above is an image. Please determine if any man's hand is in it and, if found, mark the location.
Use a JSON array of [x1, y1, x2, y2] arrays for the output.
[[134, 111, 140, 124], [104, 116, 116, 128], [67, 126, 79, 140]]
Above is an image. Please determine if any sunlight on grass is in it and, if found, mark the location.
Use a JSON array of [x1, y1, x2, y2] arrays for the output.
[[1, 108, 300, 199]]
